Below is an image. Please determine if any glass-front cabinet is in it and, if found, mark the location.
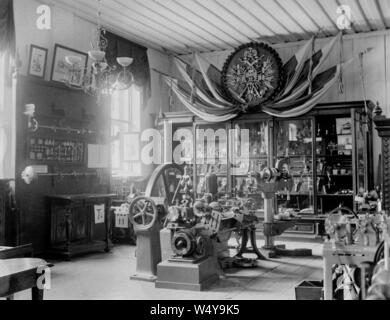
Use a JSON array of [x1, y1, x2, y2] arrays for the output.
[[195, 123, 229, 199], [274, 118, 315, 216], [230, 120, 270, 211], [161, 102, 373, 238]]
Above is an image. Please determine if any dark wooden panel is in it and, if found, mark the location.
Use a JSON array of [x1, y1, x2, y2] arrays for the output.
[[15, 76, 111, 254], [0, 182, 5, 245]]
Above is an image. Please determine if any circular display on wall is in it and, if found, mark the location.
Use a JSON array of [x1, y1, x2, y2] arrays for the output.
[[222, 42, 285, 108]]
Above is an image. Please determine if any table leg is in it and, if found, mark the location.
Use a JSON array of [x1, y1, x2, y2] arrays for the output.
[[323, 258, 333, 300], [32, 287, 44, 301]]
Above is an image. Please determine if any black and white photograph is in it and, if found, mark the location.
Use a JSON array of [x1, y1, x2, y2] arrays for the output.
[[1, 0, 390, 310]]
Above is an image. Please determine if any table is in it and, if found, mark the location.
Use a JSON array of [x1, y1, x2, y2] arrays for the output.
[[0, 244, 33, 259], [0, 258, 52, 300]]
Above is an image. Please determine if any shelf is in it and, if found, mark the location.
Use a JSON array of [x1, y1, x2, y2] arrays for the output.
[[277, 192, 314, 196], [317, 194, 353, 197], [316, 154, 352, 158], [317, 174, 352, 177], [276, 155, 313, 158]]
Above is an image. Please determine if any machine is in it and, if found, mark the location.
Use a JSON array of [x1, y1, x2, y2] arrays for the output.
[[128, 163, 183, 282], [322, 203, 389, 300]]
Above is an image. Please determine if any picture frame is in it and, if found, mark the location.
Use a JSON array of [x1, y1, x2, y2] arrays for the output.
[[51, 44, 88, 87], [27, 45, 48, 79]]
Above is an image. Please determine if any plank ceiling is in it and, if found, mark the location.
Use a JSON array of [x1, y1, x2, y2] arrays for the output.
[[50, 0, 390, 54]]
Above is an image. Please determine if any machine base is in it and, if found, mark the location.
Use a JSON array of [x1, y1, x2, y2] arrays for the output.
[[130, 274, 157, 282], [261, 244, 312, 258], [155, 257, 219, 291]]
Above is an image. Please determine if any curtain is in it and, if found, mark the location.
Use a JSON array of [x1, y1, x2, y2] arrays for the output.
[[105, 31, 151, 104], [0, 0, 16, 179]]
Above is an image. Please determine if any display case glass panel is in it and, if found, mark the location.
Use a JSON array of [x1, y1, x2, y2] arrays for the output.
[[195, 124, 228, 199], [230, 121, 269, 209], [275, 119, 315, 215], [356, 113, 367, 193], [315, 115, 353, 214], [229, 120, 269, 210]]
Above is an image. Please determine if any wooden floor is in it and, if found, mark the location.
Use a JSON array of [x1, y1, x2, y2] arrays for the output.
[[8, 240, 324, 300]]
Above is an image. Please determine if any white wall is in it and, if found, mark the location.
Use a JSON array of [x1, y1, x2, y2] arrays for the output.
[[13, 0, 173, 179], [14, 0, 96, 80], [13, 0, 172, 122]]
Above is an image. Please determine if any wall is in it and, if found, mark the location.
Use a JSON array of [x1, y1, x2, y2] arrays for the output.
[[177, 30, 390, 185], [12, 0, 173, 251], [13, 0, 172, 116], [14, 0, 96, 80]]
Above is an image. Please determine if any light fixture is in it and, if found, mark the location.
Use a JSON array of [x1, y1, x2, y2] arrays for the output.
[[64, 0, 133, 97]]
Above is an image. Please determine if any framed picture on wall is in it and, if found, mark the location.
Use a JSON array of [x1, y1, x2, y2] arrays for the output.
[[51, 44, 88, 87], [27, 45, 48, 79]]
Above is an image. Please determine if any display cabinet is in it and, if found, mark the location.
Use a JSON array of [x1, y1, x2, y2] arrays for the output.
[[160, 101, 374, 239]]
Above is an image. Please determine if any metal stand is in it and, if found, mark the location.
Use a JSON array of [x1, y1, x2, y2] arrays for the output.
[[261, 197, 312, 258], [130, 222, 162, 282], [236, 226, 266, 260]]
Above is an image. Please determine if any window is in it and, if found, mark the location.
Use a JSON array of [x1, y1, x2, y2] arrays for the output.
[[111, 85, 142, 177], [0, 52, 15, 179]]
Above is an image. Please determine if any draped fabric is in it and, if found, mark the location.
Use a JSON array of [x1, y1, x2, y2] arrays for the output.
[[105, 31, 151, 102], [160, 33, 370, 123], [0, 0, 15, 179]]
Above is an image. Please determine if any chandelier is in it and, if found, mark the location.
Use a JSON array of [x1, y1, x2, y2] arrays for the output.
[[64, 0, 134, 97]]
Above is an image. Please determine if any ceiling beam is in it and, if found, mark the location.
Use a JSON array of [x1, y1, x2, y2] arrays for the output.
[[236, 0, 287, 43], [374, 0, 388, 29], [50, 0, 190, 54], [293, 0, 330, 37], [77, 0, 209, 52], [233, 0, 285, 42], [354, 0, 374, 31], [111, 0, 216, 52], [252, 0, 300, 42], [171, 0, 241, 47], [169, 0, 237, 49], [151, 0, 228, 51], [273, 0, 314, 39], [213, 0, 266, 41], [314, 0, 340, 35], [193, 0, 253, 43]]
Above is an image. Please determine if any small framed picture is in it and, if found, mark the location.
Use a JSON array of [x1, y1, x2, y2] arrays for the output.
[[27, 45, 48, 78], [51, 44, 88, 87]]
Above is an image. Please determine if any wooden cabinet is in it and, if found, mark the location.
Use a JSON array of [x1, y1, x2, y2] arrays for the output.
[[161, 101, 374, 239], [47, 194, 115, 260], [0, 183, 5, 245]]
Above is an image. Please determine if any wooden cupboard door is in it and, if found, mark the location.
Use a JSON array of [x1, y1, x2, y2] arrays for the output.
[[91, 202, 107, 240], [0, 193, 5, 245], [52, 207, 68, 243], [71, 206, 90, 241]]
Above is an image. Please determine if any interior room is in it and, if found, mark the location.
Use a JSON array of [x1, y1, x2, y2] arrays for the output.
[[1, 0, 390, 302]]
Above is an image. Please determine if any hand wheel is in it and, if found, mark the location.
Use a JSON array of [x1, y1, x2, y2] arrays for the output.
[[129, 196, 158, 231]]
